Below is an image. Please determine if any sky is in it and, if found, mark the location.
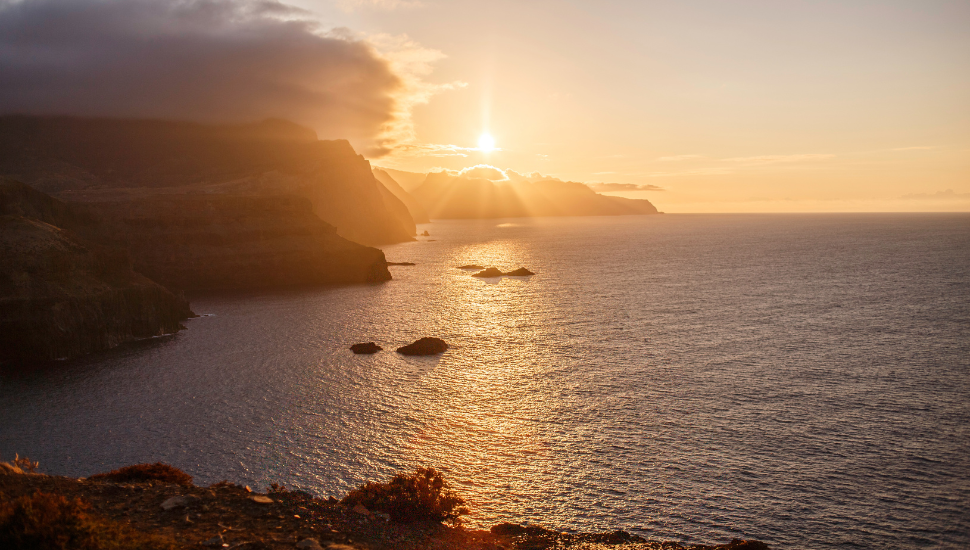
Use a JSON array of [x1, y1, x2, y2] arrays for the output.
[[1, 0, 968, 212]]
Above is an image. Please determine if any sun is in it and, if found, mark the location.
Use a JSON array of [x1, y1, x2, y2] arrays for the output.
[[478, 133, 495, 152]]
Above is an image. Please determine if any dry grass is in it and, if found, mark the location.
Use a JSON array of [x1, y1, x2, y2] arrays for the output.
[[12, 454, 39, 473]]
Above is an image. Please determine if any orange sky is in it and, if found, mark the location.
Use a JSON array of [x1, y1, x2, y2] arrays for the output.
[[293, 2, 968, 211]]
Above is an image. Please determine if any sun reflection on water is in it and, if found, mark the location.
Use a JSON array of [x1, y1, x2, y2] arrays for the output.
[[390, 237, 561, 524]]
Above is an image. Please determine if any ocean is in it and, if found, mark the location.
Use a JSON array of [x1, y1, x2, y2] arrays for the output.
[[1, 214, 968, 549]]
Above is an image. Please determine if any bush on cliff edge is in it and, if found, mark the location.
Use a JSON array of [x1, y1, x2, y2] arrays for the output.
[[341, 467, 469, 525], [87, 463, 192, 486]]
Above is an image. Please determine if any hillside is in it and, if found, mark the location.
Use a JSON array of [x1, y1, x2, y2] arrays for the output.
[[410, 171, 660, 219], [0, 214, 193, 363], [374, 168, 430, 223], [0, 115, 415, 246]]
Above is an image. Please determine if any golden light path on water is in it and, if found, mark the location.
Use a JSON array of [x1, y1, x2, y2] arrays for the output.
[[391, 237, 559, 524]]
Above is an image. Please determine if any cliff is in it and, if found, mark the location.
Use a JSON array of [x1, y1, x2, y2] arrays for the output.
[[0, 178, 391, 361], [410, 172, 659, 219], [373, 168, 431, 223], [0, 115, 416, 245], [0, 215, 193, 363], [88, 194, 392, 291]]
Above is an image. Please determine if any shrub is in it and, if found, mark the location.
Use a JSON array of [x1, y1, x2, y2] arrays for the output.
[[0, 491, 175, 550], [13, 454, 39, 473], [341, 467, 469, 525], [87, 463, 192, 486]]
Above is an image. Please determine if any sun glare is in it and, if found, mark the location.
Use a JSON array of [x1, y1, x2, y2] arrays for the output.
[[478, 133, 495, 152]]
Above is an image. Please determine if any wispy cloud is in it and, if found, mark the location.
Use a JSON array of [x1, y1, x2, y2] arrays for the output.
[[392, 143, 479, 158], [587, 183, 665, 192], [900, 189, 970, 200], [893, 146, 935, 151], [336, 0, 425, 12], [365, 32, 467, 155], [644, 168, 734, 177], [655, 154, 702, 162], [723, 154, 836, 165]]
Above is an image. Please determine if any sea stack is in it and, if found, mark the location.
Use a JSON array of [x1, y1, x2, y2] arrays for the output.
[[396, 337, 449, 356]]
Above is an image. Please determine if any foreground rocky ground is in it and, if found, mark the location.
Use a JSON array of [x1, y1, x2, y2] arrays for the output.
[[0, 464, 769, 550]]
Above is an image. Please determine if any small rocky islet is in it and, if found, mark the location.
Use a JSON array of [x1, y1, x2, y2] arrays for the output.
[[470, 267, 536, 278], [350, 342, 382, 354], [350, 338, 449, 356], [396, 337, 449, 356]]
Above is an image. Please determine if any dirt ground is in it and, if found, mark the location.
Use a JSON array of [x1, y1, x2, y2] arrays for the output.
[[0, 468, 769, 550]]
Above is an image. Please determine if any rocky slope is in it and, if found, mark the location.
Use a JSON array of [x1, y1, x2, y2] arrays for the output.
[[0, 214, 193, 363], [87, 194, 391, 291], [0, 115, 416, 245], [0, 463, 771, 550], [410, 172, 660, 219]]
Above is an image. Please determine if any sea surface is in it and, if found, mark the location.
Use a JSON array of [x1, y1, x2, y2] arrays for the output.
[[2, 214, 969, 549]]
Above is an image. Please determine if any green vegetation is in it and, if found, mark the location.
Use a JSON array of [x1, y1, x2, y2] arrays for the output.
[[0, 491, 175, 550], [342, 467, 469, 525], [87, 463, 192, 486]]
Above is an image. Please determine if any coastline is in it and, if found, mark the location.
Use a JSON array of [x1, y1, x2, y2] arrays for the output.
[[0, 462, 769, 550]]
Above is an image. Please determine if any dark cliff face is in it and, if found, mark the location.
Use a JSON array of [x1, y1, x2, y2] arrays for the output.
[[0, 215, 193, 363], [410, 173, 660, 219], [0, 178, 391, 361], [0, 115, 415, 245], [89, 194, 392, 291]]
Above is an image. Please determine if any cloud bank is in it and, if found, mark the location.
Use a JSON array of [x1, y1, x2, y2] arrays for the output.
[[900, 189, 970, 201], [0, 0, 446, 155], [586, 182, 665, 192]]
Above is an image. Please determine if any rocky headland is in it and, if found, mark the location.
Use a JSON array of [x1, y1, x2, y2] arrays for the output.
[[409, 171, 660, 219], [0, 460, 770, 550], [86, 194, 391, 291], [0, 213, 193, 363], [0, 115, 418, 246], [0, 177, 390, 362]]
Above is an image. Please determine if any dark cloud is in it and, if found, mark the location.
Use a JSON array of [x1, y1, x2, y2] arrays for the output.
[[0, 0, 401, 152], [586, 182, 665, 192]]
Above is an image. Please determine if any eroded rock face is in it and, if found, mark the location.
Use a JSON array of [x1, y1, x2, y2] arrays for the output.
[[88, 195, 391, 291], [396, 337, 449, 356], [350, 342, 382, 354], [0, 116, 416, 245], [0, 215, 193, 363]]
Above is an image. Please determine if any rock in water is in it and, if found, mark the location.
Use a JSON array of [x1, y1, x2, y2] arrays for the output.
[[350, 342, 382, 354], [421, 230, 430, 236], [472, 267, 504, 278], [457, 264, 485, 270], [504, 267, 535, 276], [396, 337, 449, 356]]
